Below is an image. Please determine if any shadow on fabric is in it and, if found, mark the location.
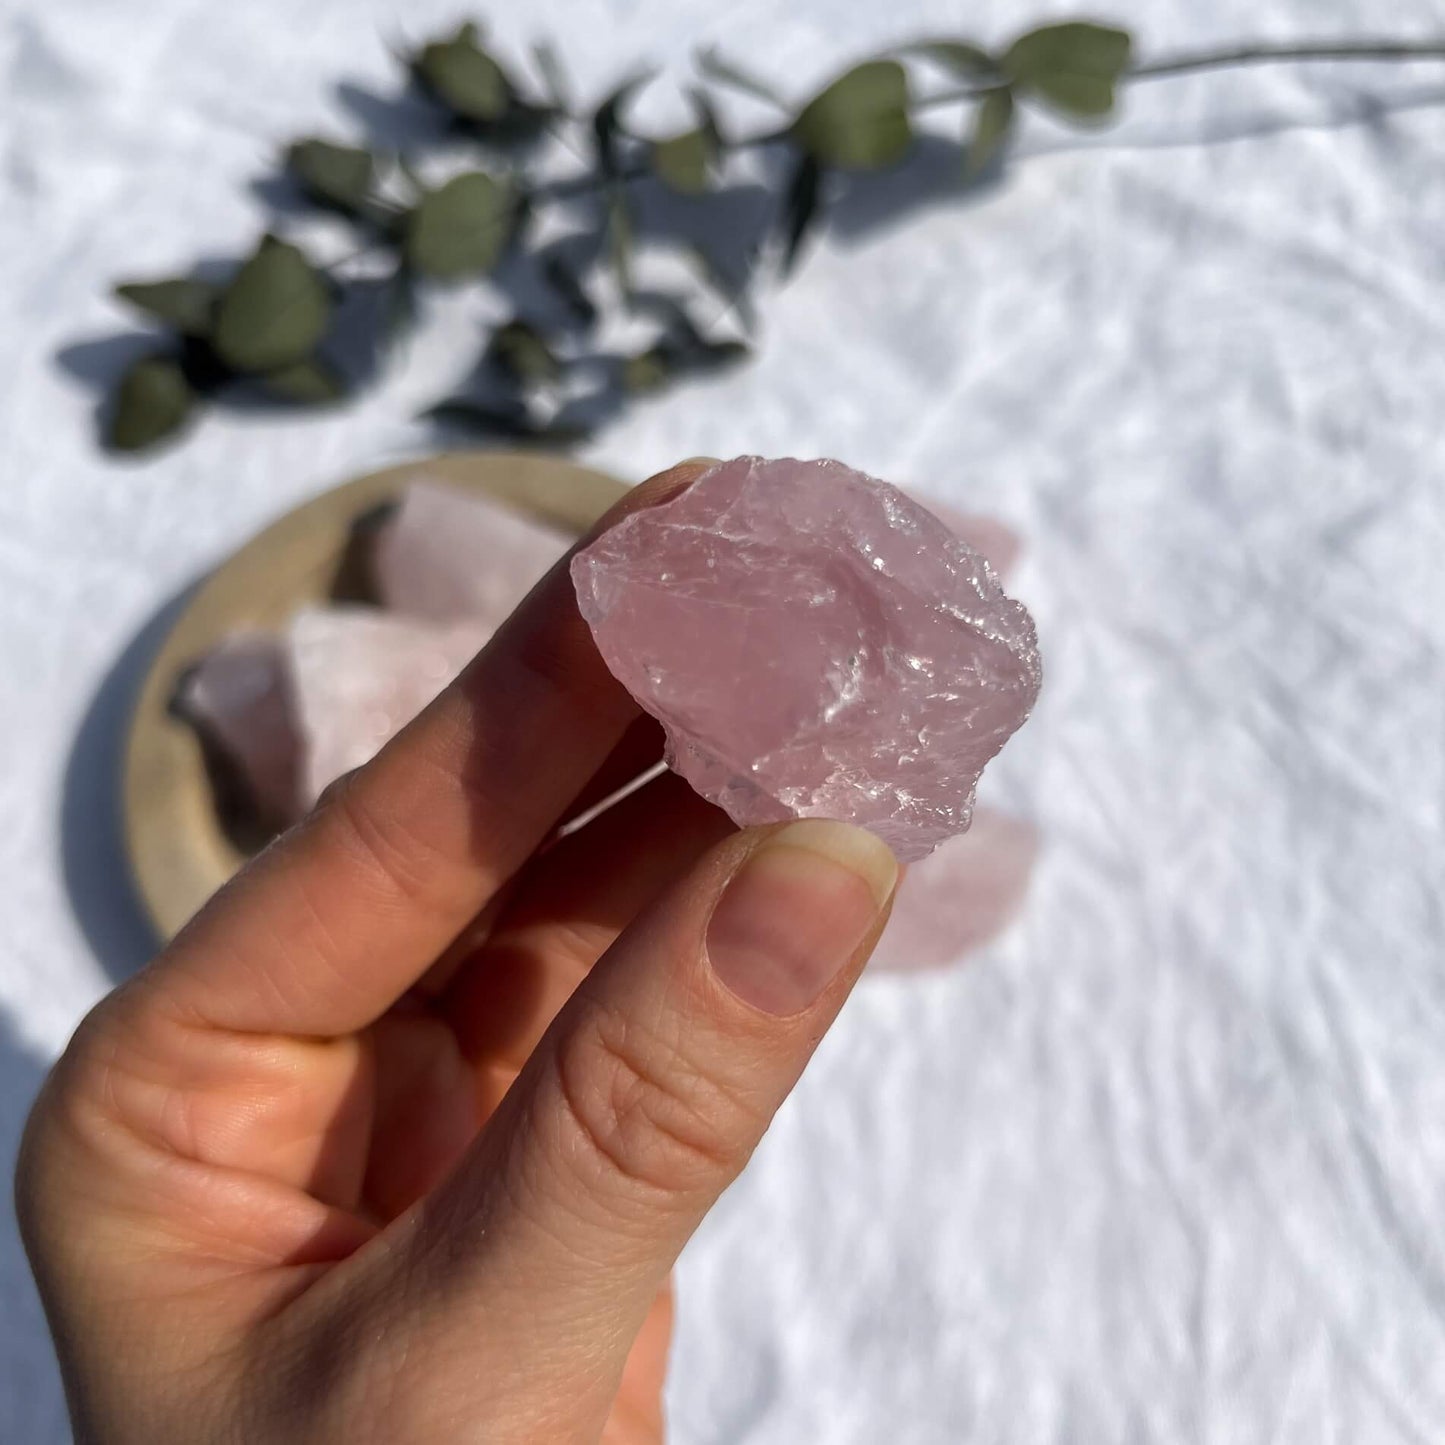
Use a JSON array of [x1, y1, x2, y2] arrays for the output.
[[0, 1010, 68, 1443], [59, 588, 195, 983]]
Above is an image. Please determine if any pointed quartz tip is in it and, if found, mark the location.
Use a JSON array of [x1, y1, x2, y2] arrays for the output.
[[571, 456, 1041, 861]]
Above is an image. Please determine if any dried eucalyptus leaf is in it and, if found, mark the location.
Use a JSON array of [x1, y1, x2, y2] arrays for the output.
[[1003, 22, 1132, 119], [405, 173, 513, 278], [260, 357, 346, 403], [287, 139, 375, 211], [793, 60, 912, 171], [622, 348, 672, 394], [779, 153, 823, 275], [413, 23, 512, 122], [967, 87, 1015, 174], [907, 40, 998, 78], [213, 236, 332, 373], [114, 279, 218, 337], [696, 46, 785, 108], [652, 127, 711, 194], [488, 320, 562, 383], [108, 355, 196, 451]]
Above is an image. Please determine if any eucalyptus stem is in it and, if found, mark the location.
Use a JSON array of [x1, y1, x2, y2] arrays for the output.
[[915, 83, 1008, 110], [99, 18, 1445, 454], [1130, 39, 1445, 79]]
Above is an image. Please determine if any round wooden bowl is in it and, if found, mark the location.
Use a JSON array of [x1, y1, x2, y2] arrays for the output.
[[123, 451, 628, 940]]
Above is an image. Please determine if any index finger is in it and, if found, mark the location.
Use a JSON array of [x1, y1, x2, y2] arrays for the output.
[[152, 460, 712, 1037]]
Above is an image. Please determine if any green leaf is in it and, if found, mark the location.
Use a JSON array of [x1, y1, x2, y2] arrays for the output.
[[906, 41, 998, 79], [108, 356, 196, 451], [413, 23, 512, 122], [779, 154, 823, 275], [793, 60, 912, 171], [696, 46, 786, 109], [652, 127, 712, 194], [488, 320, 561, 384], [622, 348, 672, 394], [1002, 22, 1132, 120], [607, 193, 633, 299], [967, 87, 1015, 175], [114, 279, 219, 337], [405, 173, 513, 279], [593, 73, 651, 176], [212, 236, 332, 373], [620, 326, 746, 394], [286, 139, 375, 212], [260, 357, 346, 403]]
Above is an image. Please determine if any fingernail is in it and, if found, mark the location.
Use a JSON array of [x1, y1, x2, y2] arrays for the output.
[[706, 821, 899, 1016]]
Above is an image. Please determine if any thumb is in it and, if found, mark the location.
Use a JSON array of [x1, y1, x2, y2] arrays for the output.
[[335, 819, 897, 1438]]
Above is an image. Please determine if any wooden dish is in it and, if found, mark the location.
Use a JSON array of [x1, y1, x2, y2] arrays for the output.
[[123, 451, 627, 940]]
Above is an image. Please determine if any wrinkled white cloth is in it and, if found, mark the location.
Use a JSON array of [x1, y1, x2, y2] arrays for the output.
[[3, 1, 1444, 1440]]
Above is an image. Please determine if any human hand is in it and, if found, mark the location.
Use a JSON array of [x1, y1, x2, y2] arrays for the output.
[[16, 462, 900, 1444]]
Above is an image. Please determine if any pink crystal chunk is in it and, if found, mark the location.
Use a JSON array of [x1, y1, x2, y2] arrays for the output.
[[175, 633, 300, 827], [375, 479, 570, 625], [285, 606, 490, 807], [922, 504, 1022, 581], [572, 456, 1041, 861]]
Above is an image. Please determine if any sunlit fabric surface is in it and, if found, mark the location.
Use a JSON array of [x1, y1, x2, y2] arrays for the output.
[[2, 1, 1443, 1439]]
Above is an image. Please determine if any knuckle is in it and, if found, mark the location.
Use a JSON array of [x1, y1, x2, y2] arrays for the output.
[[552, 1011, 756, 1201]]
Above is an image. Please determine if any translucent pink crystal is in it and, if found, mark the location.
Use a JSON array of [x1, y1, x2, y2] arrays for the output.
[[175, 633, 300, 826], [375, 479, 570, 625], [923, 505, 1022, 582], [572, 456, 1041, 861], [286, 607, 490, 807]]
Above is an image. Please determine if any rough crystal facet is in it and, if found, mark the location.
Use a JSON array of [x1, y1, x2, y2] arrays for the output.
[[174, 633, 299, 826], [572, 456, 1041, 861], [286, 606, 490, 807], [375, 479, 570, 625]]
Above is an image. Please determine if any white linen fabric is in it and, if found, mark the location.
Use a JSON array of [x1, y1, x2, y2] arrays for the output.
[[2, 1, 1443, 1439]]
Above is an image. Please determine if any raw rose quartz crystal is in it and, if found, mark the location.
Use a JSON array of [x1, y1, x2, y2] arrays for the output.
[[286, 606, 490, 807], [572, 456, 1041, 861], [174, 633, 300, 826], [924, 506, 1021, 582], [375, 479, 570, 625]]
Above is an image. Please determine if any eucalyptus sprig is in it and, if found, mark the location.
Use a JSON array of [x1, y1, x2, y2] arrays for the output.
[[101, 19, 1445, 452]]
